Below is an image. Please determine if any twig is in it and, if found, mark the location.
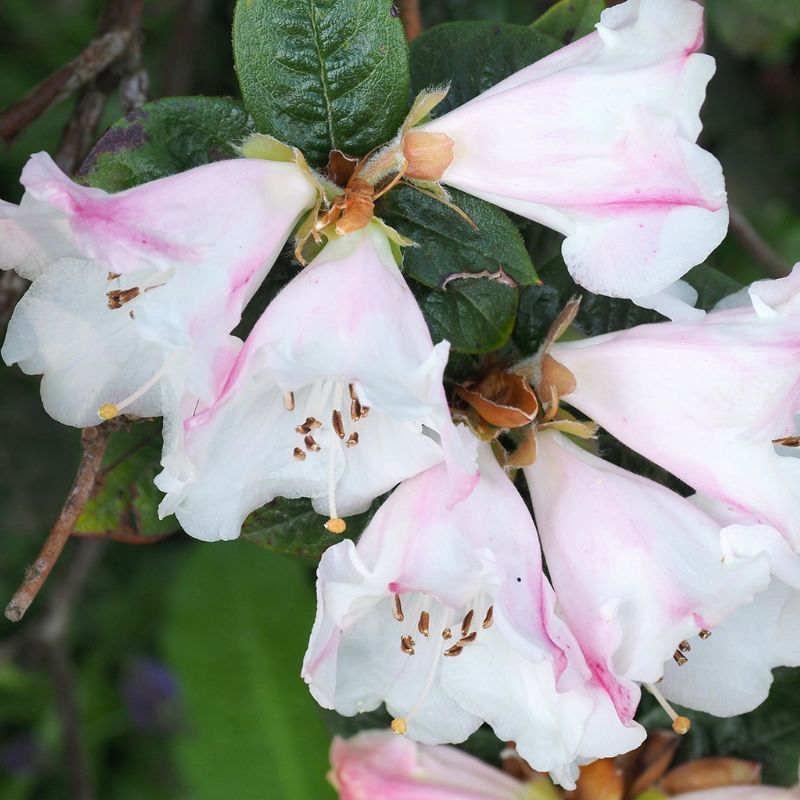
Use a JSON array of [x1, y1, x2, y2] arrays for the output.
[[399, 0, 422, 42], [729, 204, 790, 279], [4, 423, 117, 623], [0, 31, 132, 143]]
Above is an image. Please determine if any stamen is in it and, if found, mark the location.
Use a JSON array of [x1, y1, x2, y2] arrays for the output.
[[673, 650, 688, 666], [283, 392, 295, 411], [443, 645, 463, 657], [107, 271, 121, 280], [699, 629, 712, 639], [461, 610, 474, 637], [326, 382, 346, 532], [296, 416, 322, 434], [646, 683, 691, 735], [482, 606, 494, 629], [106, 287, 140, 309], [401, 635, 415, 656], [418, 611, 430, 637], [441, 627, 452, 640], [293, 447, 306, 461], [348, 383, 358, 401], [332, 409, 345, 439], [350, 397, 363, 422], [456, 631, 477, 647], [392, 594, 404, 622], [304, 434, 321, 452], [345, 432, 359, 448], [360, 405, 370, 418], [678, 640, 691, 653], [97, 354, 177, 420]]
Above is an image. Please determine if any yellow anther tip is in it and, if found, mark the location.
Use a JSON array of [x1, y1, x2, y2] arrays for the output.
[[325, 517, 347, 534], [672, 716, 692, 735], [98, 403, 119, 421], [390, 718, 407, 735]]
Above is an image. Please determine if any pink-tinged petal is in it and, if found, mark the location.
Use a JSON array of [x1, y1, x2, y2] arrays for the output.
[[551, 264, 800, 547], [525, 431, 771, 724], [660, 521, 800, 717], [422, 0, 726, 299], [1, 258, 164, 426], [329, 732, 524, 800], [0, 195, 82, 281]]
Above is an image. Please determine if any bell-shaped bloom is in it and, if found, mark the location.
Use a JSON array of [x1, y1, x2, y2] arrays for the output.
[[155, 224, 478, 541], [524, 431, 771, 725], [329, 731, 529, 800], [303, 438, 645, 788], [659, 508, 800, 717], [416, 0, 727, 300], [1, 152, 318, 426], [550, 264, 800, 548]]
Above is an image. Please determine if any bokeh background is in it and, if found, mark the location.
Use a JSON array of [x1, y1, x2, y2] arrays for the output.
[[0, 1, 799, 798]]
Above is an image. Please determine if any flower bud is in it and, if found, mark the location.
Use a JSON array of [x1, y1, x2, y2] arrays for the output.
[[403, 130, 455, 181]]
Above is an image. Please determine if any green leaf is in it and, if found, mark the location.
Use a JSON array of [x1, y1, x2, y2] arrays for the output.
[[74, 421, 176, 538], [233, 0, 410, 166], [241, 496, 381, 564], [379, 184, 535, 353], [164, 542, 334, 800], [706, 0, 800, 60], [682, 263, 743, 311], [531, 0, 603, 44], [79, 96, 256, 192], [409, 21, 559, 114]]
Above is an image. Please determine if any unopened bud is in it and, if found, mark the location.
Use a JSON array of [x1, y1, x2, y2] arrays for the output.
[[403, 131, 454, 181]]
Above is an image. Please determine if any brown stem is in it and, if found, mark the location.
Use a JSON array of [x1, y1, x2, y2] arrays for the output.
[[728, 204, 790, 279], [399, 0, 422, 42], [4, 423, 117, 623]]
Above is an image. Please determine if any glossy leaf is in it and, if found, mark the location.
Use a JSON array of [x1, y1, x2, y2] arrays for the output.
[[409, 21, 559, 114], [79, 96, 255, 192], [164, 542, 334, 799], [233, 0, 409, 166], [531, 0, 603, 44], [74, 420, 176, 538]]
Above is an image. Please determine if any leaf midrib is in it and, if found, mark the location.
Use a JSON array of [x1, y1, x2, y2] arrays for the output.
[[307, 0, 338, 151]]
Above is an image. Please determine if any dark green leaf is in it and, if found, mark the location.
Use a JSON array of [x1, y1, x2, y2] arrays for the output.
[[163, 542, 333, 799], [233, 0, 409, 166], [409, 21, 559, 114], [79, 96, 255, 192], [682, 263, 742, 311], [638, 667, 800, 787], [74, 421, 176, 538], [706, 0, 800, 60], [531, 0, 603, 44], [511, 283, 562, 357], [242, 496, 382, 563]]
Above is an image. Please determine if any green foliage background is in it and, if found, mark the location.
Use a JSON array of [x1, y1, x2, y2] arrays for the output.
[[0, 0, 799, 798]]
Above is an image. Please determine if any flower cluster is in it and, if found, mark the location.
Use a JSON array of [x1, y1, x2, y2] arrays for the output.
[[3, 0, 799, 791]]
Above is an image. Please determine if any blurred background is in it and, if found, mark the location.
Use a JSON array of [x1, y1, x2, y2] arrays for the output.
[[0, 1, 799, 798]]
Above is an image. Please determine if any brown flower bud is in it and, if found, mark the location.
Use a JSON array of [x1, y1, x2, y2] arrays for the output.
[[403, 131, 455, 181]]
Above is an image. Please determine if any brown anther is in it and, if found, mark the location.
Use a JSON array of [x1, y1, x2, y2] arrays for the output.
[[304, 434, 321, 452], [443, 644, 463, 657], [296, 416, 321, 434], [360, 405, 370, 418], [403, 130, 455, 181], [699, 629, 712, 639], [441, 627, 452, 640], [456, 631, 477, 647], [332, 409, 345, 439], [773, 435, 800, 447], [350, 397, 363, 421], [678, 640, 691, 653], [348, 383, 358, 401], [418, 611, 430, 637], [401, 635, 416, 656], [482, 606, 494, 629], [461, 609, 474, 637], [293, 447, 306, 461], [392, 593, 404, 622], [673, 650, 689, 666], [283, 391, 296, 411], [107, 271, 121, 280], [106, 287, 140, 309], [345, 432, 359, 448]]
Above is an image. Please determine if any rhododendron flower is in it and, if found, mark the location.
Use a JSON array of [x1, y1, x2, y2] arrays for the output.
[[524, 431, 771, 724], [303, 439, 644, 788], [549, 265, 800, 547], [1, 152, 317, 426], [410, 0, 727, 301], [660, 513, 800, 716], [156, 224, 478, 541], [329, 731, 529, 800]]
